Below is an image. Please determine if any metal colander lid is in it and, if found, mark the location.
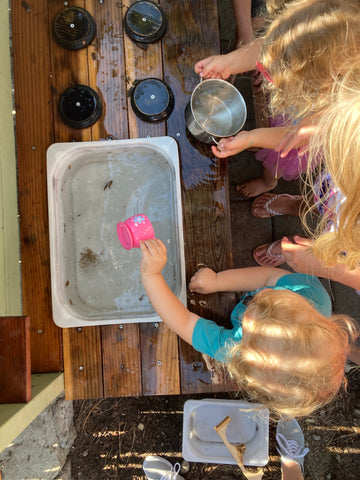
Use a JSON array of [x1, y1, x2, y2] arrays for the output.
[[124, 1, 167, 44], [53, 7, 96, 50], [130, 78, 174, 122], [58, 85, 102, 128]]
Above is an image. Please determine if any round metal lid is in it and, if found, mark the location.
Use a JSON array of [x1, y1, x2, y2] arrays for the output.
[[124, 1, 167, 44], [130, 78, 174, 122], [58, 85, 102, 128], [53, 7, 96, 50]]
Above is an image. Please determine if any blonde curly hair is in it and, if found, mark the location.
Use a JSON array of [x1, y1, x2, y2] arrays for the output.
[[226, 289, 357, 417], [306, 59, 360, 269], [259, 0, 360, 122]]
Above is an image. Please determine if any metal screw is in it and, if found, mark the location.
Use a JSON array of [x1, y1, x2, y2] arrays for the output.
[[154, 322, 159, 328], [79, 365, 84, 371], [32, 145, 36, 150], [77, 327, 82, 332], [70, 23, 75, 28], [150, 94, 155, 99], [37, 329, 43, 334], [64, 1, 68, 5], [119, 324, 124, 329], [120, 363, 125, 369], [142, 17, 147, 22], [176, 132, 181, 137], [76, 101, 81, 107], [192, 362, 201, 371], [157, 360, 162, 366]]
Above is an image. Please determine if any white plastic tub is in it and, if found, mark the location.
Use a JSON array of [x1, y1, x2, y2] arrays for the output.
[[47, 136, 186, 328], [182, 399, 269, 466]]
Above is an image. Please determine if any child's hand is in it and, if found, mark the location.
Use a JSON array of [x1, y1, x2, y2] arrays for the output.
[[189, 268, 218, 294], [211, 131, 252, 158], [140, 239, 167, 278], [194, 54, 232, 80], [281, 236, 329, 277], [275, 118, 320, 158]]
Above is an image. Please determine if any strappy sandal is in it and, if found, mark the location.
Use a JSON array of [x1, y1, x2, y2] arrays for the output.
[[251, 193, 302, 218], [253, 240, 286, 267]]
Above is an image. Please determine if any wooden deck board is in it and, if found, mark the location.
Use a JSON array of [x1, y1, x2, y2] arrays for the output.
[[0, 316, 31, 403], [162, 0, 238, 393], [101, 324, 142, 397], [12, 0, 62, 373], [63, 327, 103, 400]]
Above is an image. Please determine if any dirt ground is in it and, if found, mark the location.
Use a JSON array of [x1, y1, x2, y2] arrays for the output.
[[67, 2, 360, 479]]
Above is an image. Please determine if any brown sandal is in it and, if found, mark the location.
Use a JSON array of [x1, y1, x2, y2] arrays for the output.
[[253, 240, 286, 266]]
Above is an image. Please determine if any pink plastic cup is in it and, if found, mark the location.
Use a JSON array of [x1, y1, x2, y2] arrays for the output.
[[117, 214, 155, 250]]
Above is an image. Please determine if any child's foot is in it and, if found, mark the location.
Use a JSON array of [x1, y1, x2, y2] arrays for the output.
[[253, 240, 285, 266], [236, 177, 278, 198], [276, 418, 309, 474], [251, 193, 303, 218]]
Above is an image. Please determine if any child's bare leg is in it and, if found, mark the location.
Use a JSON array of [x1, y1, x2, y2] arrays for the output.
[[232, 0, 266, 47], [236, 166, 278, 197], [282, 462, 304, 480], [232, 0, 253, 46]]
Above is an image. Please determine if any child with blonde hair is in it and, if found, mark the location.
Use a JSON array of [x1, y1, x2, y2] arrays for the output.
[[139, 238, 358, 418], [254, 59, 360, 289], [195, 0, 360, 197], [304, 60, 360, 272]]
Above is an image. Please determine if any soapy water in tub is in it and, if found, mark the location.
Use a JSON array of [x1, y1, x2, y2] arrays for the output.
[[60, 146, 179, 318]]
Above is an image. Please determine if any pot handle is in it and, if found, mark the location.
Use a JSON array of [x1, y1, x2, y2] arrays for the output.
[[211, 136, 220, 145]]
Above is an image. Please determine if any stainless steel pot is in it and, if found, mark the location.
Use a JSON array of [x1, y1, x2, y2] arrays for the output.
[[185, 79, 247, 144]]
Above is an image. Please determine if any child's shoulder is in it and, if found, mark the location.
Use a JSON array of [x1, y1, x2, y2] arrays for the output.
[[276, 273, 331, 316]]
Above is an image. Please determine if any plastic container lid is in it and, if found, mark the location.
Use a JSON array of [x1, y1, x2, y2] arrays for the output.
[[58, 85, 102, 128], [53, 7, 96, 50], [130, 78, 174, 122], [124, 0, 167, 44]]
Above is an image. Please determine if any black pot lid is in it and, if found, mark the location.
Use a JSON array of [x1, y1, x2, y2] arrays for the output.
[[130, 78, 174, 122], [58, 85, 102, 128], [124, 1, 167, 44], [53, 7, 96, 50]]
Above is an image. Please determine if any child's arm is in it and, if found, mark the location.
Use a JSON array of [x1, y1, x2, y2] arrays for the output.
[[194, 38, 262, 79], [275, 116, 321, 158], [189, 265, 290, 294], [140, 239, 199, 345], [211, 126, 291, 159]]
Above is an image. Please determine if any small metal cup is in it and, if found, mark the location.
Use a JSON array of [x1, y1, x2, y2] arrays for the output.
[[185, 79, 247, 144]]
